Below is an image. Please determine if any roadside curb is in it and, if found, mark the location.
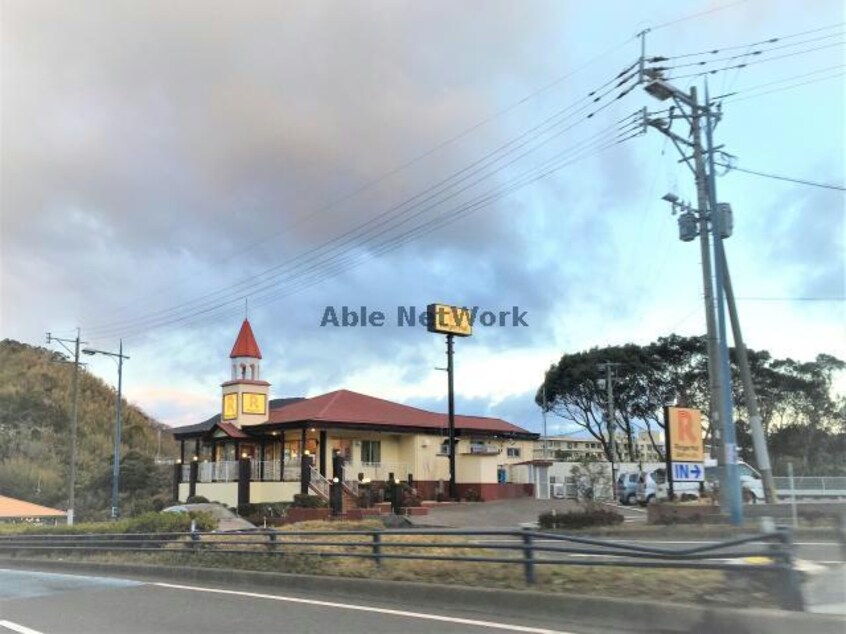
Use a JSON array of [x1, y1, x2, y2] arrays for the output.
[[2, 557, 843, 633]]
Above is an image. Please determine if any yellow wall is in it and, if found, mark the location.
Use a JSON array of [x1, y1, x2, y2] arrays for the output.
[[194, 482, 239, 508], [251, 481, 300, 503]]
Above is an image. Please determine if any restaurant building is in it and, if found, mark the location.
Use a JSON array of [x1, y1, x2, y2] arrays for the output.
[[172, 320, 539, 507]]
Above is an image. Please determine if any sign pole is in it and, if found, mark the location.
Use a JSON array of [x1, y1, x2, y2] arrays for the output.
[[663, 406, 674, 500], [446, 333, 456, 499]]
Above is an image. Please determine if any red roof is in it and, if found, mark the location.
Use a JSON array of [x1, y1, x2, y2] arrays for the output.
[[230, 319, 262, 359], [217, 422, 249, 439], [267, 389, 532, 436]]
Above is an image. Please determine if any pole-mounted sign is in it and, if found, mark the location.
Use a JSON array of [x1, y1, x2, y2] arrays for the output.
[[664, 406, 705, 499], [427, 303, 472, 500], [426, 303, 473, 337]]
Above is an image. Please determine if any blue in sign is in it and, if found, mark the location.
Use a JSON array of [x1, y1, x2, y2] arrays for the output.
[[672, 462, 704, 482]]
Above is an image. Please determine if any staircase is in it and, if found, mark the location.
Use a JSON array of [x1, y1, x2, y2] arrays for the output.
[[308, 466, 359, 512]]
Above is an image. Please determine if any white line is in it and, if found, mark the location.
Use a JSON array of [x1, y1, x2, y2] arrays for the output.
[[0, 621, 44, 634], [153, 582, 576, 634]]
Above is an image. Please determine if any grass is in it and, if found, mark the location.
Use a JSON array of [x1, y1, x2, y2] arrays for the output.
[[3, 519, 784, 609]]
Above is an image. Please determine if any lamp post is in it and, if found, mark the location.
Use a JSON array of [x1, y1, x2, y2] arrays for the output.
[[83, 340, 129, 519]]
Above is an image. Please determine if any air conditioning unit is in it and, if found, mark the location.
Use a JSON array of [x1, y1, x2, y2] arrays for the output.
[[551, 483, 566, 499]]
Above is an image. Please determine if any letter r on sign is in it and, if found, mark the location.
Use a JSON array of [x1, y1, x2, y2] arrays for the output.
[[678, 410, 696, 443]]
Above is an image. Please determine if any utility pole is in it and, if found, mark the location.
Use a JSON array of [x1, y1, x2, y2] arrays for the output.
[[704, 81, 742, 523], [47, 330, 84, 526], [542, 383, 549, 460], [717, 241, 778, 503], [642, 61, 744, 524], [83, 339, 130, 519], [598, 362, 620, 499]]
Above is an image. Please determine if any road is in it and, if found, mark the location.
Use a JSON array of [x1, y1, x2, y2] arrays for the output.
[[0, 568, 614, 634]]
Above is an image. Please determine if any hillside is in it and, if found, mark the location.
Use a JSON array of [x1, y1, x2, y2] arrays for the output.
[[0, 339, 177, 519]]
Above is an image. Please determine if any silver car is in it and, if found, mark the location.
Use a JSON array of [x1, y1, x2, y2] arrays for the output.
[[617, 472, 639, 505]]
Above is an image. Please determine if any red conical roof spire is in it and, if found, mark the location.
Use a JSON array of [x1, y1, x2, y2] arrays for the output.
[[230, 319, 262, 359]]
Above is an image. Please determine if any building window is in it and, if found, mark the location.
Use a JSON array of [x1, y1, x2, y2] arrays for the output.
[[506, 447, 521, 458], [361, 440, 381, 464]]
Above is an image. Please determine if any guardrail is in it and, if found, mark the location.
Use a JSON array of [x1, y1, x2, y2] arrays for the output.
[[0, 527, 804, 610]]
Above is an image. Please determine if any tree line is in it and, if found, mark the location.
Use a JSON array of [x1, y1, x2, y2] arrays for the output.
[[537, 334, 845, 476]]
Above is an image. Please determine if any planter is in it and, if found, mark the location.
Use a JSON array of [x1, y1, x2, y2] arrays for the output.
[[647, 503, 724, 525], [286, 507, 331, 523]]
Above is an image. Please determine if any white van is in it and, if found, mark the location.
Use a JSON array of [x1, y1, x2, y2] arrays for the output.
[[704, 459, 765, 503], [636, 468, 701, 506]]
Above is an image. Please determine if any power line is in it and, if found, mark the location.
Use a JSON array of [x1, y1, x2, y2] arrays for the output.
[[648, 0, 749, 31], [93, 121, 640, 342], [716, 163, 846, 191], [665, 41, 844, 80], [713, 63, 846, 99], [94, 38, 639, 325], [655, 30, 844, 71], [86, 78, 641, 339], [735, 297, 846, 302], [656, 21, 844, 61], [721, 69, 845, 104]]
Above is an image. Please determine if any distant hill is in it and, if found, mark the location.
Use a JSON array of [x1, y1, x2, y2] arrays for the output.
[[0, 339, 176, 519]]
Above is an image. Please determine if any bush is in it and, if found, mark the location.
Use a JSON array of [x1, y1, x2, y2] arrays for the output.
[[0, 511, 217, 536], [237, 502, 290, 525], [464, 489, 483, 502], [538, 509, 624, 530], [291, 494, 327, 509], [185, 495, 210, 504]]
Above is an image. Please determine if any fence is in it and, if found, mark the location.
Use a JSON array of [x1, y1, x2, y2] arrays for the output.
[[774, 477, 846, 498], [0, 527, 804, 611]]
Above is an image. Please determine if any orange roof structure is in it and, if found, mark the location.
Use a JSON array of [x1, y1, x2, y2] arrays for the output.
[[229, 319, 262, 359], [0, 495, 66, 519]]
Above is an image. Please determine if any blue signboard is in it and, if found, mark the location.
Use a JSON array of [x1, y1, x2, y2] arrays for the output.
[[671, 461, 704, 482]]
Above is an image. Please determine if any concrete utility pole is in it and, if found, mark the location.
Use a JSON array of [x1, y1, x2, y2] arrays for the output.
[[83, 339, 130, 519], [598, 362, 620, 499], [717, 242, 778, 503], [542, 383, 549, 460], [642, 70, 744, 524], [47, 330, 84, 526]]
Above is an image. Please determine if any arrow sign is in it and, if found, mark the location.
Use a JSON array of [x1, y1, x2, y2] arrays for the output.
[[672, 461, 705, 482]]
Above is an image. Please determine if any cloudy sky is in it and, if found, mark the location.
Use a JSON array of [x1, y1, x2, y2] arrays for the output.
[[2, 0, 843, 434]]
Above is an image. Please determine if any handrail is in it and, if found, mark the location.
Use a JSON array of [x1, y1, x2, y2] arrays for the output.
[[309, 466, 331, 499]]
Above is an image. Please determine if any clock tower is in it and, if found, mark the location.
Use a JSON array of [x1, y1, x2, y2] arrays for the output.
[[222, 319, 270, 427]]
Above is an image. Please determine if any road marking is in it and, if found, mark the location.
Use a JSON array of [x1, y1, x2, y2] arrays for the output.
[[154, 582, 576, 634], [0, 621, 44, 634]]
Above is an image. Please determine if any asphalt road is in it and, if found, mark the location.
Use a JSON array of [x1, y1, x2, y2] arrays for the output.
[[0, 569, 616, 634]]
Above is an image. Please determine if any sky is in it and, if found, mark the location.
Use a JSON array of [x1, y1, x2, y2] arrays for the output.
[[2, 0, 844, 436]]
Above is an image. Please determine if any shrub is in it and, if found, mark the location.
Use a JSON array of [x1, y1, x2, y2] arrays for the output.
[[185, 495, 210, 504], [237, 502, 289, 525], [291, 494, 328, 509], [538, 508, 624, 530], [464, 489, 483, 502]]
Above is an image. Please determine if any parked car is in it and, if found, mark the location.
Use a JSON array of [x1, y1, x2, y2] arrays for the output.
[[617, 472, 639, 505], [636, 468, 661, 506], [636, 467, 701, 505], [704, 459, 765, 503], [162, 502, 257, 532]]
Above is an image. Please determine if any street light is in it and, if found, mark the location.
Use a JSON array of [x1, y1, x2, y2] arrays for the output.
[[83, 340, 129, 519]]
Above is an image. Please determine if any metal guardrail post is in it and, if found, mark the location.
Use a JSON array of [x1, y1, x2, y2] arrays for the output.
[[837, 511, 846, 562], [372, 530, 382, 567], [774, 526, 805, 611], [521, 528, 536, 585], [190, 520, 200, 555]]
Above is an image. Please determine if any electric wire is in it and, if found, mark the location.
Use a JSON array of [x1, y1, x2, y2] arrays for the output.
[[716, 163, 846, 191], [97, 121, 640, 341], [85, 75, 641, 339]]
